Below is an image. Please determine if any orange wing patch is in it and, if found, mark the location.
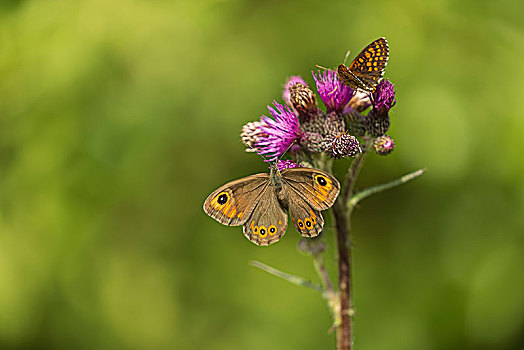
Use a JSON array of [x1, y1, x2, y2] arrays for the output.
[[314, 174, 334, 202], [210, 191, 238, 218], [294, 210, 321, 237]]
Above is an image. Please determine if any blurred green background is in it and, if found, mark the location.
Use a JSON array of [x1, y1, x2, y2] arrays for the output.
[[1, 0, 523, 349]]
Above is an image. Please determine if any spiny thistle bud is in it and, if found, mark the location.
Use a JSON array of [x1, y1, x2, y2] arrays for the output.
[[301, 131, 325, 153], [324, 111, 346, 136], [343, 107, 367, 137], [373, 135, 395, 156], [325, 131, 361, 159], [299, 110, 326, 135], [366, 114, 391, 137], [289, 83, 317, 117], [241, 121, 267, 152]]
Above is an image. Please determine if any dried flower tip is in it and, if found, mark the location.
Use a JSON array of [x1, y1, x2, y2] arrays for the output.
[[289, 83, 317, 116], [373, 135, 395, 156], [346, 91, 372, 112], [241, 121, 267, 152], [313, 69, 353, 112], [283, 76, 308, 106], [275, 159, 302, 171], [326, 131, 361, 159]]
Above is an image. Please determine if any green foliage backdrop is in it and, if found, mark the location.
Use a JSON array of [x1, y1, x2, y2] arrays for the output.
[[0, 0, 523, 349]]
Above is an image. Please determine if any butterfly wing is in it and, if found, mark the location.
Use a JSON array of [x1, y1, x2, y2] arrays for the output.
[[203, 173, 270, 226], [281, 168, 340, 237], [242, 186, 288, 246], [347, 37, 389, 90], [338, 64, 368, 92]]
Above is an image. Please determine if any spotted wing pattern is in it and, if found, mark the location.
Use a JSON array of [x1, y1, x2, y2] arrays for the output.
[[338, 37, 389, 92], [242, 186, 288, 246]]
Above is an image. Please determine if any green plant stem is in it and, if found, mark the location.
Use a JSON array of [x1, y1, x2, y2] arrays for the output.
[[250, 260, 323, 293], [348, 168, 426, 209]]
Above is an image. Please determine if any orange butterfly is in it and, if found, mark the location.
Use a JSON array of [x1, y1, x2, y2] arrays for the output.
[[338, 38, 389, 92]]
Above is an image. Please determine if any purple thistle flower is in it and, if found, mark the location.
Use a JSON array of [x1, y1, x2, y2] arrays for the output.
[[313, 69, 354, 112], [367, 79, 396, 137], [257, 101, 302, 162], [275, 159, 302, 171], [372, 79, 396, 113], [283, 76, 308, 106]]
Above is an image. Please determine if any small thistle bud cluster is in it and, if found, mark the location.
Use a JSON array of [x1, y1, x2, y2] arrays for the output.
[[239, 65, 397, 163]]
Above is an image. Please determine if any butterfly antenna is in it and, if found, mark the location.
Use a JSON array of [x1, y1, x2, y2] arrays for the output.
[[279, 140, 297, 160], [315, 64, 330, 71], [343, 49, 351, 65]]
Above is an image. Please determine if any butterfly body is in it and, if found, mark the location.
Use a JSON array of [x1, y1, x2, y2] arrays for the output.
[[338, 37, 389, 92], [203, 166, 340, 246]]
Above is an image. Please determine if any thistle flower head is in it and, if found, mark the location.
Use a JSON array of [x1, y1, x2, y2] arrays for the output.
[[257, 101, 302, 161], [372, 79, 396, 113], [313, 69, 354, 112]]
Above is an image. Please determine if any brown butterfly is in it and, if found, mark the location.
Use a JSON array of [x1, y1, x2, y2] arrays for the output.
[[203, 165, 340, 246], [338, 37, 389, 92]]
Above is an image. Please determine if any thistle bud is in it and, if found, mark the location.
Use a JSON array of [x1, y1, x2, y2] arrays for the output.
[[289, 83, 317, 117], [240, 121, 267, 152], [325, 131, 361, 159], [373, 135, 395, 156]]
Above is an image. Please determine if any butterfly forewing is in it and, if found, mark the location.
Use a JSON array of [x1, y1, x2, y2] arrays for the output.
[[203, 173, 269, 226], [281, 168, 340, 211], [338, 37, 389, 92]]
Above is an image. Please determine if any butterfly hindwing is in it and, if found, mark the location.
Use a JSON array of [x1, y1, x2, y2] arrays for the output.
[[203, 174, 270, 226], [288, 199, 324, 238], [242, 187, 288, 246]]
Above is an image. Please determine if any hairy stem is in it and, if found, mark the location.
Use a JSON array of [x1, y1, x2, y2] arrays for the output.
[[332, 197, 353, 350], [333, 143, 371, 350]]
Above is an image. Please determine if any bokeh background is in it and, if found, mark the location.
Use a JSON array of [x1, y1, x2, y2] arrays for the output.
[[1, 0, 523, 349]]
